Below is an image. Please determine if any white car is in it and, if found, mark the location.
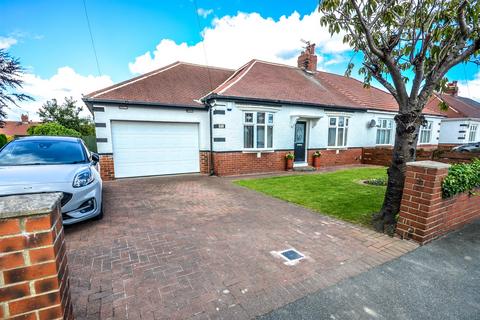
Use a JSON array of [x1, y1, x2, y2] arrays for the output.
[[0, 136, 103, 225]]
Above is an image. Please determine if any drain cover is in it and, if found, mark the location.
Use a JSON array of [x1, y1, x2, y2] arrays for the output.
[[280, 249, 304, 261]]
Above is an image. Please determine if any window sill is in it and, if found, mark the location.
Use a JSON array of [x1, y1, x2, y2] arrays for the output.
[[242, 149, 275, 153], [326, 147, 348, 150]]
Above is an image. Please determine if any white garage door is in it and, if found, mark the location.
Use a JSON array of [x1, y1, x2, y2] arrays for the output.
[[111, 121, 200, 178]]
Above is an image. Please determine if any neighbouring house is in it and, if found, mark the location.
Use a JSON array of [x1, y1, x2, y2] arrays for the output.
[[429, 81, 480, 145], [83, 44, 446, 180], [0, 114, 38, 137]]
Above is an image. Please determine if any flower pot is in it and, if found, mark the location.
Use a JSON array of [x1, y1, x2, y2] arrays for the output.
[[286, 158, 294, 170], [313, 156, 321, 168]]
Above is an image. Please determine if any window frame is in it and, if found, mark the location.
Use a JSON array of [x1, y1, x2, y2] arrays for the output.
[[468, 124, 478, 142], [419, 121, 433, 144], [243, 111, 274, 150], [327, 116, 349, 148], [376, 118, 394, 146]]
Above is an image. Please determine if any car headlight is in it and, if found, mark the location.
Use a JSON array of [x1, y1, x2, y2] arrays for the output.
[[73, 168, 94, 188]]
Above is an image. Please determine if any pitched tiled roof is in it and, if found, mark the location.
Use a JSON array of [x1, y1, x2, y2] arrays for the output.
[[85, 62, 234, 108], [85, 59, 447, 116], [210, 60, 445, 116], [0, 121, 39, 136], [436, 94, 480, 118]]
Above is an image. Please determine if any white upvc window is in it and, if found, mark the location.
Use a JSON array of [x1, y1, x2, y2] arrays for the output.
[[328, 116, 349, 147], [419, 121, 433, 144], [376, 119, 394, 145], [469, 124, 478, 142], [243, 111, 274, 149]]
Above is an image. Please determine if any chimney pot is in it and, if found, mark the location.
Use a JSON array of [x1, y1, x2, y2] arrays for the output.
[[297, 42, 317, 72], [444, 81, 458, 96], [21, 114, 29, 124]]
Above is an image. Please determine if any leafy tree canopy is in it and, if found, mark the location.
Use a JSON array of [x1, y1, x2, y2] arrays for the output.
[[38, 97, 95, 136], [0, 49, 33, 126], [27, 122, 81, 137], [319, 0, 480, 234]]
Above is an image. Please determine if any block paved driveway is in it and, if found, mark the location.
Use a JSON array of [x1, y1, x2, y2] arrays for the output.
[[65, 172, 417, 320]]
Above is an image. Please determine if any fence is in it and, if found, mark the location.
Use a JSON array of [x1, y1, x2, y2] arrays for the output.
[[81, 135, 97, 153]]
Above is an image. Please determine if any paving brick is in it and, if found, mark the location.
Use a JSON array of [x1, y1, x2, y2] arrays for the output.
[[65, 170, 417, 319]]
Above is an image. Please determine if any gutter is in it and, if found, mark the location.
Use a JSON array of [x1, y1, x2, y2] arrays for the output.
[[82, 97, 208, 110]]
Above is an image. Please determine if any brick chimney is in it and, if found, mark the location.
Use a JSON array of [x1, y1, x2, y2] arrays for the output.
[[444, 81, 458, 96], [20, 114, 29, 124], [297, 42, 317, 72]]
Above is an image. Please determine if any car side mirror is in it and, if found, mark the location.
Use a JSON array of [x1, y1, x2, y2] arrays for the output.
[[91, 153, 100, 164]]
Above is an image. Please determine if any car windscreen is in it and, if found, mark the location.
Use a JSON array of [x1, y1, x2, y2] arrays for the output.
[[0, 140, 87, 165]]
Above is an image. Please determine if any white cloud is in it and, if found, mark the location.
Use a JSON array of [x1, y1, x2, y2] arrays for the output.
[[0, 37, 17, 50], [197, 8, 213, 18], [129, 9, 350, 74], [6, 67, 113, 121], [458, 72, 480, 102]]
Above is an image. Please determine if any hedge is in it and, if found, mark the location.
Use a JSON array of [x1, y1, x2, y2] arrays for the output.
[[442, 159, 480, 198]]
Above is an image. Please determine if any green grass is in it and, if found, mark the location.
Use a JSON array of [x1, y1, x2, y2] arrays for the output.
[[234, 167, 388, 227]]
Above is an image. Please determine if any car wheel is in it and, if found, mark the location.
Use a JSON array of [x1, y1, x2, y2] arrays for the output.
[[92, 201, 104, 221]]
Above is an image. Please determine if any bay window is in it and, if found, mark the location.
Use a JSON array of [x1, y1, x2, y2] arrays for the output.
[[419, 121, 433, 144], [243, 111, 274, 149], [328, 116, 349, 147], [376, 119, 393, 145]]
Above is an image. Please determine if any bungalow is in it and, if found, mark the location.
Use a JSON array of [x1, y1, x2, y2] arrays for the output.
[[83, 44, 445, 180], [430, 81, 480, 145]]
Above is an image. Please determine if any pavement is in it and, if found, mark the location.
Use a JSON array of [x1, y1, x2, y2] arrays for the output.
[[259, 219, 480, 320], [64, 168, 417, 319]]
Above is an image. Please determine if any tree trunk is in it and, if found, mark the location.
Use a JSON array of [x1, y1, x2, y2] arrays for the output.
[[372, 110, 423, 235]]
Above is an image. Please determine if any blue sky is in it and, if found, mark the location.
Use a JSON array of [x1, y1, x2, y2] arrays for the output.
[[1, 0, 479, 119]]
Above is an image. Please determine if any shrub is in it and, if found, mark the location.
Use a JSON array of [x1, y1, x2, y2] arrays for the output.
[[285, 153, 294, 160], [442, 159, 480, 198], [27, 122, 81, 137], [0, 134, 7, 148]]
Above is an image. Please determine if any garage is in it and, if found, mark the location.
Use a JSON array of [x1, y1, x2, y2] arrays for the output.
[[111, 121, 200, 178]]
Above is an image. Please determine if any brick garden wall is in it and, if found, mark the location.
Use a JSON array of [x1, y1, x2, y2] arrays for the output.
[[308, 148, 362, 168], [396, 161, 480, 244], [0, 193, 73, 319], [212, 151, 288, 176], [99, 154, 115, 181], [362, 147, 480, 167]]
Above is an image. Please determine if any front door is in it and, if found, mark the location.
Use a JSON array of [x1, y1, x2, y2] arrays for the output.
[[294, 121, 306, 162]]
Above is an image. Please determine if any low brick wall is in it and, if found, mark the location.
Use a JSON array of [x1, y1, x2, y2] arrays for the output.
[[396, 161, 480, 244], [308, 148, 362, 168], [362, 147, 480, 167], [99, 154, 115, 181], [0, 193, 74, 319], [212, 151, 288, 176]]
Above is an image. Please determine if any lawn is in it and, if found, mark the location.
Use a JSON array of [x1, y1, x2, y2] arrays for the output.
[[234, 167, 388, 227]]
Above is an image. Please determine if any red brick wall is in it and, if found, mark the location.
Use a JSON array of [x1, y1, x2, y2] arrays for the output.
[[199, 151, 211, 174], [307, 148, 362, 167], [212, 148, 362, 176], [362, 147, 479, 166], [213, 151, 288, 176], [99, 154, 115, 181], [0, 196, 74, 319], [396, 161, 480, 244]]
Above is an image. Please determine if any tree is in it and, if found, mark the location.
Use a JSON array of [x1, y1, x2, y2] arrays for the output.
[[319, 0, 480, 234], [27, 122, 81, 137], [38, 97, 95, 136], [0, 49, 33, 126]]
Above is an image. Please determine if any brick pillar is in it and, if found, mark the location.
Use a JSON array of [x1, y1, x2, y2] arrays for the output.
[[99, 154, 115, 181], [396, 161, 451, 244], [0, 193, 74, 319]]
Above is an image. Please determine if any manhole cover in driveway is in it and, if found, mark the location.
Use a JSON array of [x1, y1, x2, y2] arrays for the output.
[[271, 248, 306, 265]]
